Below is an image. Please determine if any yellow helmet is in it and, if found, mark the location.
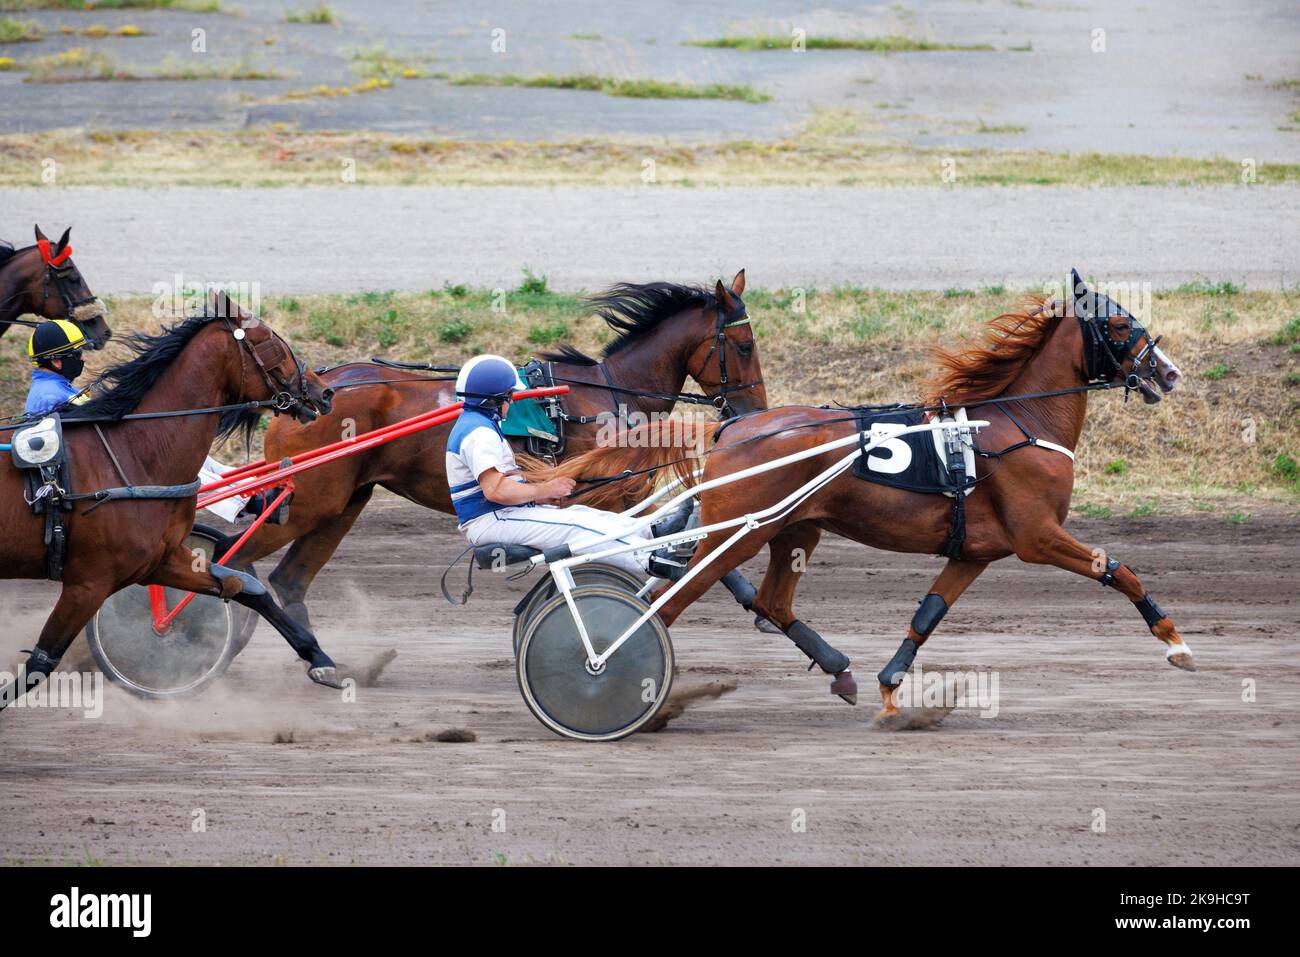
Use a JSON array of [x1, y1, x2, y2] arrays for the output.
[[28, 319, 86, 365]]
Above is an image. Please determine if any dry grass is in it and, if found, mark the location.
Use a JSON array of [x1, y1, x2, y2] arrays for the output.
[[2, 286, 1294, 511], [1, 129, 1295, 188]]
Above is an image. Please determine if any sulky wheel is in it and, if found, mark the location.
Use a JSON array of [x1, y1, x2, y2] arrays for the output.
[[516, 585, 673, 742], [85, 527, 241, 699], [192, 523, 259, 653], [511, 564, 646, 656]]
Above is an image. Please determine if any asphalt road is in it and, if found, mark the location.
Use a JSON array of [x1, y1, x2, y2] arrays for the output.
[[0, 0, 1297, 160], [3, 184, 1296, 293]]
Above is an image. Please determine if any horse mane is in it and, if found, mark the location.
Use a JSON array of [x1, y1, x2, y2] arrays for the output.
[[538, 343, 599, 366], [584, 281, 718, 359], [924, 296, 1063, 406], [64, 314, 249, 441]]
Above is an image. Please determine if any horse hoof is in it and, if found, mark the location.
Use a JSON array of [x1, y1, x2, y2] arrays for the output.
[[873, 709, 907, 731], [753, 615, 783, 635], [308, 665, 343, 689], [830, 670, 858, 705], [1167, 652, 1196, 672]]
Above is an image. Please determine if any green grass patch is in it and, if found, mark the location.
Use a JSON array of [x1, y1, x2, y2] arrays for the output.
[[0, 16, 39, 42], [1127, 502, 1157, 518], [1266, 317, 1300, 346], [526, 320, 569, 346], [1202, 361, 1231, 380], [1104, 458, 1127, 475], [1228, 512, 1251, 524], [1177, 278, 1241, 296], [447, 71, 771, 103], [349, 43, 427, 79], [284, 2, 336, 24], [1273, 452, 1299, 490], [1075, 502, 1112, 519], [439, 319, 472, 343], [685, 34, 995, 53], [977, 119, 1026, 134]]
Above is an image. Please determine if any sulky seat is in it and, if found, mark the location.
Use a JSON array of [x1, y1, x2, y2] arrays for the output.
[[473, 543, 543, 569]]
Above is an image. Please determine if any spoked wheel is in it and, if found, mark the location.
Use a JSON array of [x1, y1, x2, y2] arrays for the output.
[[193, 523, 258, 653], [511, 563, 645, 656], [517, 585, 673, 742], [85, 526, 250, 699]]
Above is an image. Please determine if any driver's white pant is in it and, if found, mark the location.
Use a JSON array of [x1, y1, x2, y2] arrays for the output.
[[460, 504, 650, 577]]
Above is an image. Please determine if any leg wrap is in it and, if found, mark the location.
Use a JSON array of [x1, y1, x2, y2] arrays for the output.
[[1133, 593, 1166, 629], [23, 646, 62, 681], [211, 563, 267, 597], [719, 569, 757, 609], [878, 638, 918, 688], [783, 619, 850, 675], [1098, 558, 1122, 587], [911, 593, 949, 639]]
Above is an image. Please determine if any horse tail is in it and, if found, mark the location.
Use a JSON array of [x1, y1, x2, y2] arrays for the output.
[[518, 416, 712, 511]]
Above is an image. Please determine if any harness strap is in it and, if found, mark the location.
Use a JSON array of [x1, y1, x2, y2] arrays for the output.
[[93, 423, 132, 486]]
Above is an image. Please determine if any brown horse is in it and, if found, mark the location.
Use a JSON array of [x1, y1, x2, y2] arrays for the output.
[[532, 273, 1190, 726], [1, 225, 112, 349], [221, 272, 765, 632], [0, 294, 338, 710]]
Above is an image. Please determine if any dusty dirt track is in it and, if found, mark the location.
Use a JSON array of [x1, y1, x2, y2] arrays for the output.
[[1, 496, 1297, 866]]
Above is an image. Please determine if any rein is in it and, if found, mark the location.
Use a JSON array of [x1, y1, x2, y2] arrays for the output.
[[565, 379, 1131, 496]]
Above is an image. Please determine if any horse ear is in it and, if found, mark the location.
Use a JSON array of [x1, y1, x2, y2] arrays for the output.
[[34, 224, 48, 243], [209, 288, 233, 318], [714, 278, 734, 308], [1069, 267, 1090, 317], [55, 227, 71, 252], [730, 268, 746, 295]]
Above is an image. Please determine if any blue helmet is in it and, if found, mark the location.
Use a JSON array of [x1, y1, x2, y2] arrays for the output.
[[455, 354, 523, 411]]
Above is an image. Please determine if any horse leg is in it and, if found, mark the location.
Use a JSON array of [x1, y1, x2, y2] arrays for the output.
[[1012, 524, 1194, 670], [266, 485, 374, 631], [875, 557, 988, 725], [752, 521, 821, 634], [145, 544, 344, 689], [747, 521, 856, 704], [0, 579, 113, 712], [654, 517, 855, 702]]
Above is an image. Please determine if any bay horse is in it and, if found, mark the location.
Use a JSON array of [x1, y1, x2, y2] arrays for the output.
[[1, 225, 112, 350], [221, 271, 764, 632], [531, 272, 1189, 726], [0, 293, 339, 711]]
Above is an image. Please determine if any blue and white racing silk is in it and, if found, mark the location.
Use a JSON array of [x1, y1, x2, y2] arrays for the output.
[[445, 408, 524, 525], [445, 406, 652, 577]]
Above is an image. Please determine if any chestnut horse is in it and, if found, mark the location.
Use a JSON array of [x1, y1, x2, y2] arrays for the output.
[[1, 225, 112, 349], [532, 273, 1190, 727], [222, 272, 765, 632], [0, 294, 338, 710]]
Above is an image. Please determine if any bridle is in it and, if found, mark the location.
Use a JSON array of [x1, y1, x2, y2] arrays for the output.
[[220, 312, 321, 419], [36, 240, 101, 324], [688, 297, 763, 418], [1067, 294, 1161, 400]]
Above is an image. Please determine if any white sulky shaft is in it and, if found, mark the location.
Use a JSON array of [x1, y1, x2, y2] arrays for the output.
[[543, 420, 986, 668]]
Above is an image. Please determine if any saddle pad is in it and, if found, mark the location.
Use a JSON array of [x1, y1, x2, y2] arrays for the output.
[[10, 415, 65, 469], [850, 407, 975, 496]]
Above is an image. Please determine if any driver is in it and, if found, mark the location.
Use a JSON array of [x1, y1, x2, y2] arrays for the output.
[[446, 354, 679, 578], [25, 320, 87, 415]]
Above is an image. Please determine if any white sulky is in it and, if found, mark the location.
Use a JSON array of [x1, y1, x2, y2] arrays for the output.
[[531, 420, 988, 669]]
